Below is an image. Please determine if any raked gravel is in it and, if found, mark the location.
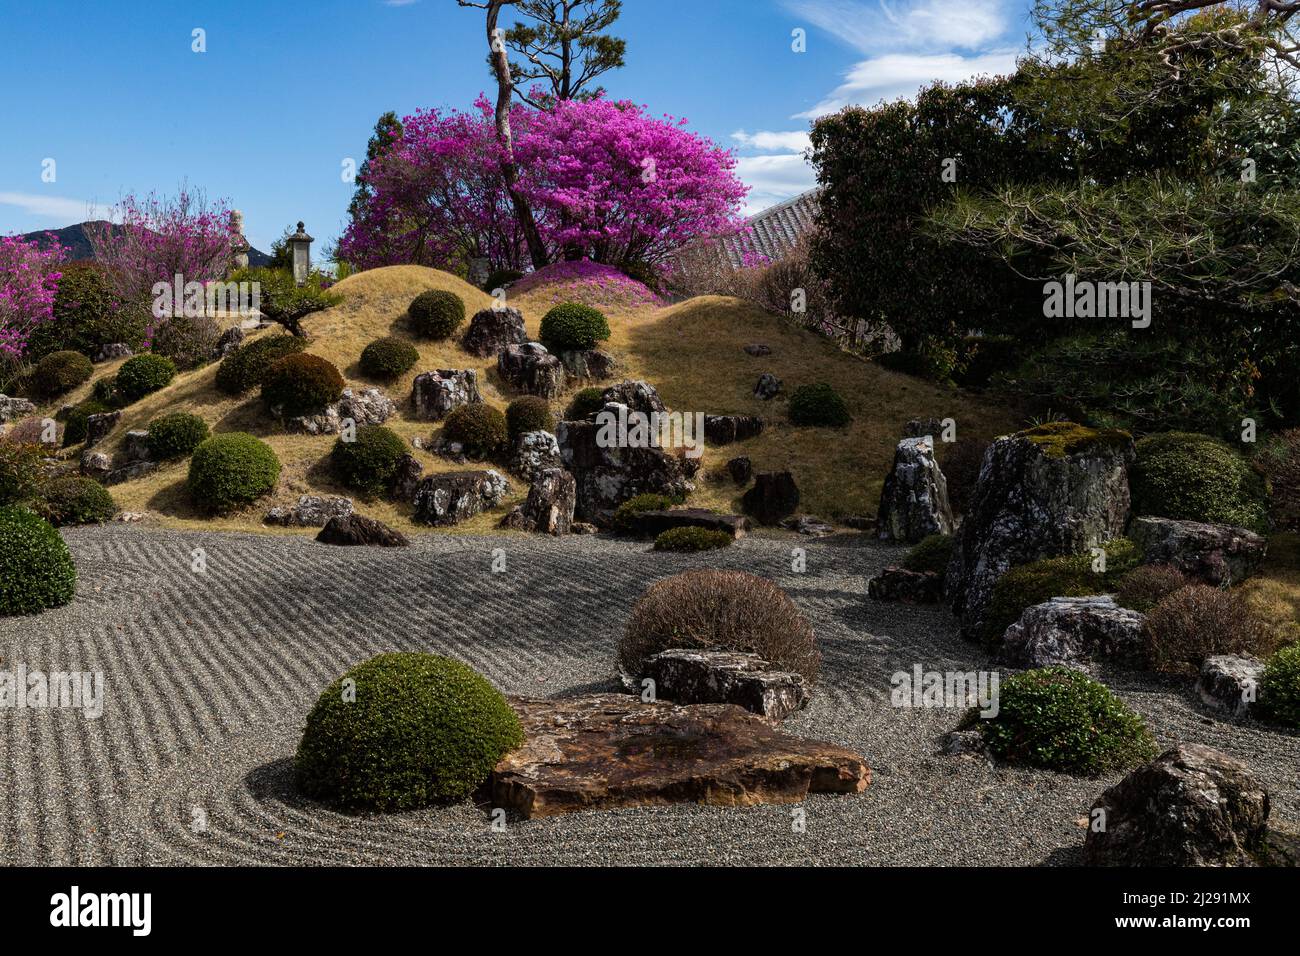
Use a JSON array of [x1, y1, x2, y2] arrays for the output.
[[1, 525, 1296, 866]]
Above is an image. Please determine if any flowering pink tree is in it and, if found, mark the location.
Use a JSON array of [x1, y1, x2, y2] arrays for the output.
[[0, 234, 65, 361]]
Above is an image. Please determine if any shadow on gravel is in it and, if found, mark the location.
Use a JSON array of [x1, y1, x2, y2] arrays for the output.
[[1042, 846, 1085, 867], [245, 757, 304, 810]]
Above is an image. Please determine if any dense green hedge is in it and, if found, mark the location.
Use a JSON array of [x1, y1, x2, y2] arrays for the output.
[[261, 353, 344, 415], [28, 350, 93, 399], [114, 354, 176, 401], [1131, 431, 1270, 533], [443, 403, 508, 459], [653, 526, 733, 552], [565, 387, 607, 421], [539, 303, 610, 352], [23, 262, 149, 361], [1259, 642, 1300, 729], [409, 290, 465, 340], [216, 334, 307, 395], [902, 534, 955, 574], [359, 336, 419, 380], [330, 425, 407, 498], [0, 506, 77, 615], [147, 412, 210, 460], [33, 476, 117, 526], [612, 492, 685, 533], [187, 432, 281, 513], [788, 382, 851, 427], [505, 396, 553, 440]]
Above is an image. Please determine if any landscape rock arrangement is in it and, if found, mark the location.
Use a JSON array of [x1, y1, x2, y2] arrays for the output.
[[0, 394, 36, 423], [412, 369, 482, 421], [1130, 516, 1267, 586], [558, 348, 616, 382], [999, 596, 1147, 670], [284, 387, 395, 435], [703, 414, 764, 447], [461, 306, 527, 357], [315, 514, 409, 547], [601, 379, 667, 415], [499, 468, 576, 536], [509, 430, 563, 482], [876, 436, 954, 544], [642, 649, 808, 721], [412, 470, 510, 526], [629, 508, 748, 539], [867, 567, 943, 604], [265, 495, 354, 528], [1198, 656, 1264, 718], [498, 343, 566, 398]]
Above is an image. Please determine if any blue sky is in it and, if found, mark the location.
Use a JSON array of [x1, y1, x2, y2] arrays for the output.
[[0, 0, 1031, 255]]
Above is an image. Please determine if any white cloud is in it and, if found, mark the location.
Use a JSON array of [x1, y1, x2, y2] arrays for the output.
[[731, 129, 811, 153], [735, 154, 817, 216], [783, 0, 1009, 53], [0, 192, 109, 224], [796, 49, 1020, 117]]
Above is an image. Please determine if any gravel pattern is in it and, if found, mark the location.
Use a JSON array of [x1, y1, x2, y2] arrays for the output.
[[2, 525, 1296, 866]]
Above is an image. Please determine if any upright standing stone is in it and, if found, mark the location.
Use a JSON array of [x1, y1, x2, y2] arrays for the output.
[[462, 307, 527, 358], [876, 436, 954, 544], [411, 369, 482, 421]]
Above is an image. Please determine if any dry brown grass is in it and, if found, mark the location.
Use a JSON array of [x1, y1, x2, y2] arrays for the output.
[[1240, 533, 1300, 647], [32, 265, 1020, 536]]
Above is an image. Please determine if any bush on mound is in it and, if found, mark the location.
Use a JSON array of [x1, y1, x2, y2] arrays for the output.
[[359, 336, 419, 380], [483, 268, 524, 293], [1258, 642, 1300, 729], [151, 315, 220, 371], [443, 403, 508, 460], [23, 261, 148, 361], [612, 492, 685, 533], [788, 382, 851, 427], [902, 534, 954, 574], [979, 667, 1157, 774], [1131, 431, 1270, 533], [28, 350, 93, 399], [1143, 584, 1277, 674], [215, 334, 307, 395], [147, 412, 210, 460], [0, 441, 43, 506], [187, 432, 280, 513], [619, 569, 820, 680], [294, 653, 523, 812], [653, 526, 733, 552], [261, 353, 344, 415], [61, 399, 111, 447], [330, 425, 407, 498], [566, 387, 606, 421], [409, 290, 465, 340], [0, 506, 77, 616], [113, 353, 176, 402], [1114, 564, 1188, 614], [33, 477, 116, 527], [539, 303, 611, 353], [505, 396, 553, 440]]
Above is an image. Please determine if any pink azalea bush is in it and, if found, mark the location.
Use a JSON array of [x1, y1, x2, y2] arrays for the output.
[[0, 234, 65, 360], [510, 259, 661, 310]]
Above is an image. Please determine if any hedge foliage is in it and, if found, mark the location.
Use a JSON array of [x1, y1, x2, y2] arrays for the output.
[[146, 412, 210, 460], [788, 382, 851, 427], [0, 506, 77, 616], [216, 334, 307, 395], [330, 425, 407, 498], [187, 432, 281, 513], [409, 290, 465, 340], [113, 353, 176, 401], [1131, 431, 1270, 533], [539, 303, 610, 352]]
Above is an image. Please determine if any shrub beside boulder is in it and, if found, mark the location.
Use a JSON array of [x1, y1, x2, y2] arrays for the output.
[[0, 506, 77, 615], [653, 526, 732, 552], [1131, 431, 1270, 533], [28, 350, 93, 399], [409, 290, 466, 340], [114, 353, 176, 401], [1114, 564, 1188, 614], [61, 399, 111, 447], [566, 387, 606, 421], [505, 396, 553, 440], [359, 337, 419, 380], [33, 477, 116, 526], [788, 383, 851, 427], [187, 432, 281, 513], [294, 653, 523, 812], [539, 303, 610, 352], [146, 412, 210, 460], [330, 425, 407, 497], [261, 353, 345, 415], [1258, 643, 1300, 729], [1143, 585, 1278, 674], [902, 534, 955, 574], [216, 334, 307, 395], [443, 403, 508, 460]]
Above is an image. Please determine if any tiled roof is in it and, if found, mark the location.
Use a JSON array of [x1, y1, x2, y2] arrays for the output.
[[715, 188, 822, 269]]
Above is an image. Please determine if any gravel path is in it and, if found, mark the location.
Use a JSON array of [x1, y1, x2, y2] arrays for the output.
[[2, 525, 1296, 866]]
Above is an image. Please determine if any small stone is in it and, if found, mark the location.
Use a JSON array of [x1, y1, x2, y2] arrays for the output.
[[390, 453, 424, 504], [337, 387, 395, 427], [743, 343, 771, 357], [704, 414, 764, 446], [753, 373, 782, 400], [412, 470, 510, 526], [94, 343, 133, 363], [211, 327, 244, 360], [601, 379, 668, 415], [498, 343, 566, 398], [498, 468, 576, 535], [630, 508, 748, 539], [940, 729, 987, 756], [877, 436, 955, 544], [781, 515, 835, 537], [0, 395, 37, 424], [80, 451, 112, 480], [903, 418, 946, 440], [558, 349, 617, 382], [726, 456, 752, 485], [103, 460, 158, 486], [1198, 655, 1264, 719], [122, 430, 151, 464], [868, 567, 943, 603], [84, 410, 122, 449], [571, 522, 599, 535], [843, 515, 875, 531]]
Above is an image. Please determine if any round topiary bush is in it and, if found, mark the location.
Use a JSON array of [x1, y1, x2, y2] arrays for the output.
[[114, 353, 176, 402], [187, 432, 281, 514], [330, 425, 407, 497], [566, 386, 607, 421], [28, 350, 94, 399], [619, 569, 820, 680], [902, 534, 955, 574], [0, 441, 43, 505], [1131, 431, 1270, 533], [443, 403, 508, 460], [1114, 564, 1188, 614], [261, 353, 345, 415], [539, 303, 611, 352], [294, 652, 523, 812], [1258, 642, 1300, 729], [33, 476, 116, 526], [0, 506, 77, 616], [505, 396, 553, 440], [612, 492, 685, 533], [979, 667, 1157, 774], [146, 412, 210, 460], [409, 290, 465, 340], [483, 268, 524, 293], [359, 336, 419, 380], [151, 315, 220, 370], [1143, 584, 1277, 674], [653, 526, 733, 552], [215, 334, 307, 395], [60, 399, 110, 447], [788, 382, 851, 427]]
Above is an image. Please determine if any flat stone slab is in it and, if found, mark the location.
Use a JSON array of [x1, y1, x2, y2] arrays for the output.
[[642, 649, 808, 720], [631, 508, 748, 539], [491, 694, 869, 819]]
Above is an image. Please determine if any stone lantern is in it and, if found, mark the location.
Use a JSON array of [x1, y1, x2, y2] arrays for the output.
[[288, 221, 313, 285]]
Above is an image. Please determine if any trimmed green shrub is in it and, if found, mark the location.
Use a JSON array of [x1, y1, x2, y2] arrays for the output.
[[1258, 642, 1300, 729], [982, 539, 1141, 646], [215, 334, 307, 395], [1131, 431, 1270, 533], [33, 476, 116, 526], [114, 354, 176, 401], [1114, 564, 1188, 614], [238, 267, 341, 336], [979, 667, 1157, 774], [566, 387, 606, 421], [409, 290, 465, 340], [483, 268, 524, 292], [91, 376, 121, 406], [654, 526, 733, 552], [187, 432, 281, 513], [0, 441, 43, 505], [61, 399, 110, 447], [902, 534, 955, 574], [28, 350, 93, 399], [539, 303, 610, 352], [619, 569, 820, 680], [330, 425, 407, 498], [359, 336, 419, 380], [294, 652, 523, 812], [261, 353, 344, 415], [788, 382, 851, 427], [146, 412, 210, 460], [23, 261, 149, 361], [151, 315, 220, 370], [443, 403, 508, 460], [505, 396, 553, 440], [612, 492, 685, 533], [1143, 585, 1277, 674], [0, 506, 77, 615]]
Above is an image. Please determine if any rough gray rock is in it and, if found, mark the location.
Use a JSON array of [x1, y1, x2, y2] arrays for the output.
[[1198, 655, 1264, 719], [1131, 516, 1267, 586], [601, 379, 667, 416], [630, 508, 749, 539], [559, 349, 617, 382], [742, 471, 800, 526], [211, 327, 244, 360], [84, 410, 122, 449], [0, 395, 36, 423], [743, 343, 771, 357], [498, 343, 566, 398], [940, 729, 988, 756], [264, 495, 354, 528], [79, 451, 112, 480], [282, 388, 396, 435], [499, 468, 576, 536], [509, 430, 563, 482], [1084, 744, 1270, 866], [1000, 596, 1147, 670], [122, 430, 151, 464], [877, 436, 955, 545], [555, 417, 697, 524], [727, 456, 752, 485], [945, 428, 1135, 641], [904, 419, 946, 440], [641, 649, 809, 722], [412, 469, 510, 526], [782, 515, 836, 537], [412, 370, 482, 421], [867, 568, 944, 604], [94, 343, 133, 363], [316, 514, 409, 548], [390, 453, 424, 504], [753, 373, 782, 401], [462, 306, 527, 358], [704, 415, 764, 447], [102, 460, 158, 486]]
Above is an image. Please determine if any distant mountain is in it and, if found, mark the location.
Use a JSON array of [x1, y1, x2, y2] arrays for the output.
[[18, 220, 272, 267]]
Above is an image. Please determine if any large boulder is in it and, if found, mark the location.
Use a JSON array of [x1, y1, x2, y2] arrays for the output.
[[499, 467, 576, 536], [284, 387, 396, 435], [412, 469, 510, 526], [316, 514, 409, 547], [508, 430, 563, 482], [1084, 744, 1270, 866], [877, 436, 955, 544], [1000, 595, 1147, 670], [601, 379, 667, 416], [84, 410, 122, 449], [641, 649, 808, 721], [390, 452, 424, 504], [264, 494, 354, 528], [555, 417, 697, 524], [411, 369, 482, 421], [703, 415, 764, 447], [1130, 516, 1267, 586], [559, 349, 617, 382], [498, 343, 566, 398], [1198, 655, 1264, 719], [945, 425, 1135, 641], [741, 471, 800, 526], [0, 395, 36, 424], [462, 306, 527, 358]]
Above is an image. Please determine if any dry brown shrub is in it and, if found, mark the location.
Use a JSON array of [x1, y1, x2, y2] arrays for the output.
[[1144, 584, 1280, 673], [1115, 564, 1189, 614]]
